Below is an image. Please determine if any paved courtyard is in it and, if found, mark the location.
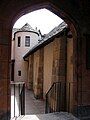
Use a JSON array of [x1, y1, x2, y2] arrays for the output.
[[16, 112, 79, 120], [11, 87, 79, 120], [25, 89, 45, 115], [11, 86, 45, 119]]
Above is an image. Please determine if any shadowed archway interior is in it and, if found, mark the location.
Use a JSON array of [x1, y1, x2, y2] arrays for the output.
[[0, 0, 90, 120]]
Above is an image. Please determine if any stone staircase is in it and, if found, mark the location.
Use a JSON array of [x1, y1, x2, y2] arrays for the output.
[[11, 112, 79, 120]]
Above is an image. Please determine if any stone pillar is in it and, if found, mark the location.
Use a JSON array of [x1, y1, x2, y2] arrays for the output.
[[0, 21, 11, 120], [33, 48, 44, 99], [52, 33, 67, 83], [27, 55, 34, 90], [37, 48, 44, 98], [52, 37, 61, 83], [52, 32, 67, 111]]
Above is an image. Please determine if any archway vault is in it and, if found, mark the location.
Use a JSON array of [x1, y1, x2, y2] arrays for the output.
[[11, 0, 78, 114], [1, 0, 90, 120]]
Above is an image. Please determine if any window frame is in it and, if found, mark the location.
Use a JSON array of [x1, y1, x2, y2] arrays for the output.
[[25, 36, 30, 47], [18, 36, 21, 47], [18, 70, 21, 76]]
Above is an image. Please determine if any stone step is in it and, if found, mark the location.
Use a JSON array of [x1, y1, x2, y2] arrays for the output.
[[16, 112, 79, 120], [11, 116, 18, 120]]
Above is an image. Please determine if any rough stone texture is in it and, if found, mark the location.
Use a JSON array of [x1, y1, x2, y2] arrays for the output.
[[0, 22, 11, 119], [43, 42, 53, 98], [52, 34, 67, 83], [33, 48, 44, 99], [27, 55, 34, 90], [16, 112, 79, 120], [25, 89, 45, 115], [51, 34, 67, 111]]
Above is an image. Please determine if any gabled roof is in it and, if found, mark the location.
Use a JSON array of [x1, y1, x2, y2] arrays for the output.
[[42, 22, 67, 42], [20, 23, 35, 32], [23, 21, 67, 59]]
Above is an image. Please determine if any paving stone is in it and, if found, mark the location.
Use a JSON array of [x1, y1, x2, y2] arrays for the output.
[[16, 112, 79, 120], [25, 89, 45, 114]]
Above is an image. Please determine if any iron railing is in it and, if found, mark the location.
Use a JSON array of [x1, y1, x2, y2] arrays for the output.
[[11, 82, 25, 118], [45, 82, 66, 113], [45, 82, 77, 114], [45, 81, 90, 119]]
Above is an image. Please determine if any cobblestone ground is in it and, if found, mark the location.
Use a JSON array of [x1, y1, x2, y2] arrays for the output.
[[11, 87, 45, 119], [25, 89, 45, 114], [11, 87, 79, 120], [16, 112, 79, 120]]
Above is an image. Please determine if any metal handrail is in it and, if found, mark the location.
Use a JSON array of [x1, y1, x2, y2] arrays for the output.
[[46, 82, 64, 96], [11, 82, 25, 119], [45, 82, 74, 114]]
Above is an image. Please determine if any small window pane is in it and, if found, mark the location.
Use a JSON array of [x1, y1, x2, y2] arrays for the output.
[[18, 37, 21, 47], [18, 70, 21, 76], [25, 36, 30, 47]]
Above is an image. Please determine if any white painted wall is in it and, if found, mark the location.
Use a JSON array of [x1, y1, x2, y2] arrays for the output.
[[13, 31, 39, 82]]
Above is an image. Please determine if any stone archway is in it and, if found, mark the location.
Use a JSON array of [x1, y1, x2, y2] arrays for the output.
[[11, 2, 79, 116], [0, 1, 84, 119]]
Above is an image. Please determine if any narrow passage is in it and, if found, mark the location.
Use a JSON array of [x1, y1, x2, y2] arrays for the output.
[[25, 89, 45, 115]]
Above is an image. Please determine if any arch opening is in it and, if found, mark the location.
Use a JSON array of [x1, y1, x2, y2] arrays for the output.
[[10, 2, 79, 119]]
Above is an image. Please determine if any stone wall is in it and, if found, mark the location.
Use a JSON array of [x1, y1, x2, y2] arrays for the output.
[[0, 22, 11, 120], [79, 35, 90, 106], [27, 55, 34, 90], [52, 34, 67, 83], [33, 48, 44, 99], [43, 42, 53, 98], [26, 29, 90, 115]]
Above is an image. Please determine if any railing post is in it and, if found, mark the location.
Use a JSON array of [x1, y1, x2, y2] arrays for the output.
[[45, 82, 71, 114], [45, 94, 48, 113], [11, 82, 25, 118], [23, 83, 25, 115], [68, 82, 70, 113], [54, 83, 56, 112], [21, 83, 25, 115], [18, 84, 20, 116], [57, 82, 61, 112], [14, 84, 15, 117]]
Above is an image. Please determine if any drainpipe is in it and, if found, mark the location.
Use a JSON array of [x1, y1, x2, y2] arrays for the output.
[[23, 57, 29, 87]]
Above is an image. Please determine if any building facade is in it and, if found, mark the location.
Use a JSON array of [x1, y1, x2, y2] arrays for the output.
[[23, 22, 76, 111], [23, 21, 90, 116], [11, 23, 40, 82]]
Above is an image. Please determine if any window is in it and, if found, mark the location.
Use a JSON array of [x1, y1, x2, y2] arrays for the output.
[[25, 36, 30, 47], [18, 36, 21, 47], [18, 70, 21, 76]]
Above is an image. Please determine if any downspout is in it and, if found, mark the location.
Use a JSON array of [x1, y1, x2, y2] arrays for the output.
[[23, 57, 29, 87]]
